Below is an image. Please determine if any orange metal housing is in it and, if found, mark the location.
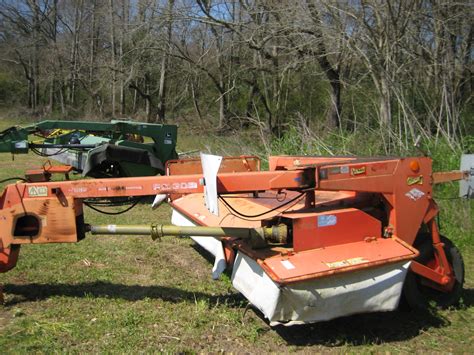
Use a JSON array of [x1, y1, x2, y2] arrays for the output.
[[169, 155, 454, 290], [0, 155, 461, 295], [282, 208, 381, 252]]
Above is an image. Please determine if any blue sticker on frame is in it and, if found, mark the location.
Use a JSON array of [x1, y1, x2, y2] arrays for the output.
[[318, 215, 337, 227]]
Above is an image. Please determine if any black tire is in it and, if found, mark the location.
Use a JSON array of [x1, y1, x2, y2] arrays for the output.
[[402, 234, 464, 310]]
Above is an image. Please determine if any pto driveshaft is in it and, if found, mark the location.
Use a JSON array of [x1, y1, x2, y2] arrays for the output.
[[86, 223, 288, 248]]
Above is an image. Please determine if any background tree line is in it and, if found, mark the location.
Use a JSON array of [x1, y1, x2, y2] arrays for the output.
[[0, 0, 472, 152]]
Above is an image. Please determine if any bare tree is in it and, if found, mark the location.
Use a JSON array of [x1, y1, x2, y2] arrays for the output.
[[0, 0, 471, 150], [156, 0, 175, 122]]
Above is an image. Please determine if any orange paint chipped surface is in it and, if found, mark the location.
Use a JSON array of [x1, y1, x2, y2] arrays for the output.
[[260, 237, 417, 284]]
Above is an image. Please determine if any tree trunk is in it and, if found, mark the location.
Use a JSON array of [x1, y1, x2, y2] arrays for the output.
[[47, 0, 59, 113], [217, 88, 230, 133], [109, 0, 117, 116], [89, 0, 97, 87], [119, 0, 129, 116], [144, 75, 153, 122], [69, 0, 83, 106], [218, 77, 229, 130], [379, 76, 391, 128], [157, 0, 175, 123], [132, 80, 138, 113], [305, 1, 342, 129], [28, 0, 40, 112], [327, 79, 342, 129], [157, 55, 167, 122], [191, 80, 203, 121]]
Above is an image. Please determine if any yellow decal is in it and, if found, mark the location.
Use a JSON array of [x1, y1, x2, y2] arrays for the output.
[[28, 186, 48, 197], [407, 175, 423, 186], [351, 166, 366, 176], [325, 257, 368, 268]]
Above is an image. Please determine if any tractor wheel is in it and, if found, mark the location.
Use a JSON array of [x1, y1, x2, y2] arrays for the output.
[[402, 234, 464, 310]]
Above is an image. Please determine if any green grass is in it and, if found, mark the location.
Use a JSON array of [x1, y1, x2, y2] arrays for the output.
[[0, 115, 473, 353]]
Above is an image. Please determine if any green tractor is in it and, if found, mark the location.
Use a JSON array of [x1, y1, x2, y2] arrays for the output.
[[0, 120, 178, 178]]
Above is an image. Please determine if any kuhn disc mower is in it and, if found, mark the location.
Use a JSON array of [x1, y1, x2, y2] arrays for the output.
[[0, 153, 472, 325]]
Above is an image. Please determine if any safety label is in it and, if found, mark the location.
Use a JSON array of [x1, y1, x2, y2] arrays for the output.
[[407, 175, 423, 186], [153, 182, 197, 191], [351, 166, 366, 176], [318, 214, 337, 227], [281, 260, 296, 270], [405, 188, 425, 201], [125, 186, 143, 191], [28, 186, 48, 197], [68, 187, 88, 194], [325, 257, 368, 268]]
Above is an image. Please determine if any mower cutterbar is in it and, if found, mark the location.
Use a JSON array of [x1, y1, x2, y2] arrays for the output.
[[0, 154, 469, 325]]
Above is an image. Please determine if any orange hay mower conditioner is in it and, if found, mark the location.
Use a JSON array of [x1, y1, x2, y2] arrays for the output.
[[0, 154, 471, 325]]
